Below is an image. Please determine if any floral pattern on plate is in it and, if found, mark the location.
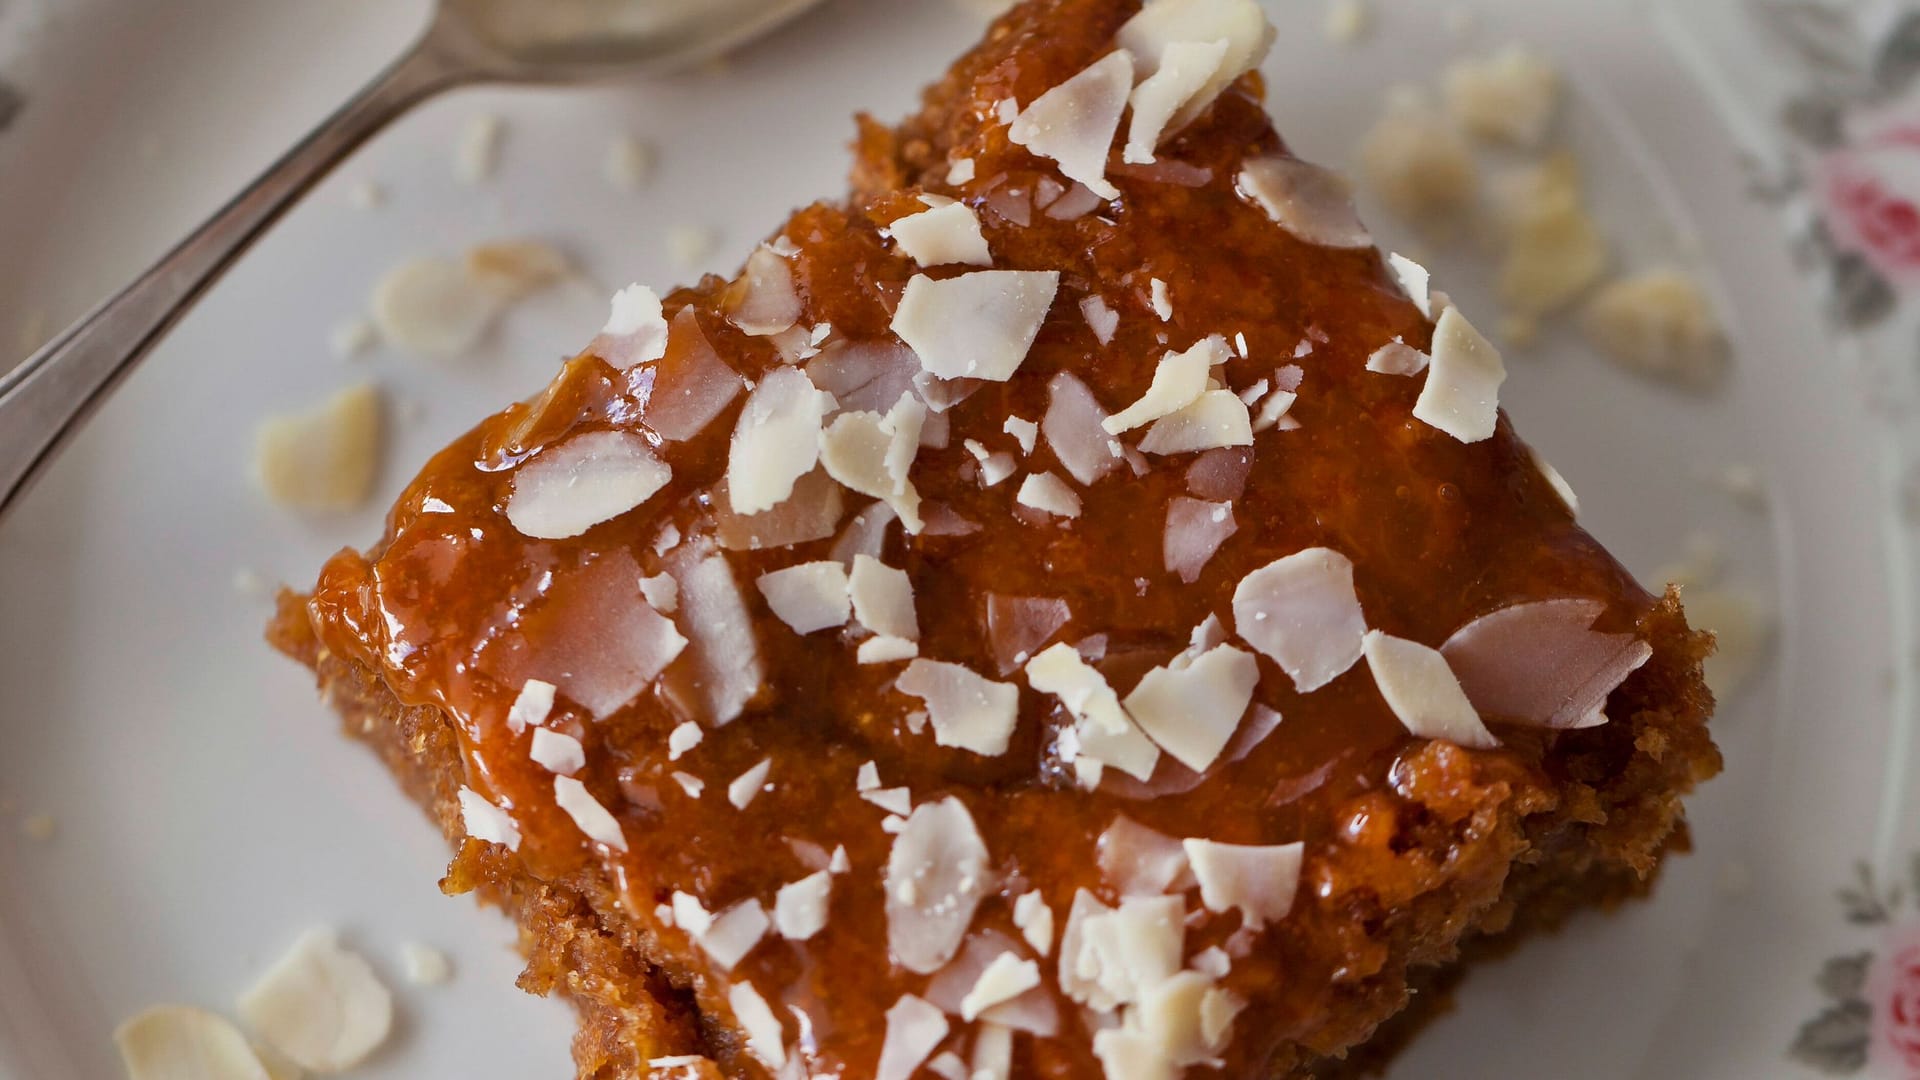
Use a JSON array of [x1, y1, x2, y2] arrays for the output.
[[1791, 859, 1920, 1077]]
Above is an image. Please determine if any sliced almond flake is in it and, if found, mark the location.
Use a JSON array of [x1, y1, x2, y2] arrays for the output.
[[466, 239, 570, 301], [1236, 155, 1373, 249], [850, 554, 919, 641], [960, 953, 1043, 1021], [1236, 378, 1270, 406], [505, 678, 556, 734], [701, 900, 770, 970], [927, 1051, 969, 1080], [1137, 969, 1234, 1066], [994, 97, 1019, 124], [1439, 599, 1651, 728], [1364, 629, 1498, 748], [1183, 838, 1304, 927], [592, 284, 670, 366], [1185, 447, 1252, 501], [1191, 946, 1232, 980], [1137, 390, 1253, 455], [457, 787, 520, 850], [857, 761, 882, 791], [1016, 472, 1083, 519], [896, 659, 1021, 756], [370, 257, 500, 357], [1200, 986, 1246, 1054], [671, 771, 705, 798], [237, 929, 393, 1074], [756, 561, 852, 634], [713, 467, 846, 551], [891, 201, 993, 267], [604, 135, 653, 190], [255, 383, 383, 512], [1413, 307, 1506, 443], [806, 340, 920, 415], [1080, 296, 1121, 345], [1124, 38, 1232, 164], [922, 930, 1061, 1037], [964, 440, 1019, 487], [948, 157, 977, 184], [985, 593, 1072, 675], [1529, 445, 1579, 515], [830, 845, 852, 873], [672, 891, 714, 936], [913, 370, 984, 414], [1026, 643, 1161, 781], [727, 366, 834, 514], [655, 523, 683, 554], [1124, 645, 1259, 772], [973, 1022, 1014, 1080], [1232, 547, 1367, 693], [859, 635, 921, 664], [554, 775, 627, 852], [1044, 372, 1124, 484], [115, 1005, 273, 1080], [892, 271, 1061, 381], [820, 394, 927, 532], [1119, 0, 1274, 130], [644, 308, 743, 440], [454, 112, 502, 184], [728, 981, 787, 1071], [1007, 50, 1134, 200], [667, 721, 703, 760], [1065, 893, 1186, 1011], [506, 430, 671, 540], [1003, 416, 1039, 454], [1387, 253, 1433, 318], [1366, 339, 1430, 376], [1047, 183, 1107, 220], [1013, 891, 1055, 956], [1250, 388, 1298, 433], [727, 245, 802, 337], [1149, 278, 1174, 322], [1097, 816, 1194, 897], [875, 995, 949, 1080], [886, 798, 992, 974], [1103, 337, 1221, 434], [728, 758, 773, 810], [640, 573, 679, 614], [1163, 497, 1238, 583], [529, 727, 586, 775], [863, 787, 914, 815]]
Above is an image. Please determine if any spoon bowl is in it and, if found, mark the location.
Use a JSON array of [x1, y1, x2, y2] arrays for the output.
[[436, 0, 829, 79]]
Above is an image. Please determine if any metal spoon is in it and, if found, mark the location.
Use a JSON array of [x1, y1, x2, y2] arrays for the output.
[[0, 0, 824, 519]]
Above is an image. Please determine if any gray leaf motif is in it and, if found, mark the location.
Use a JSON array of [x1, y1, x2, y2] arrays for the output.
[[1874, 12, 1920, 95], [1816, 952, 1874, 1001], [1750, 1, 1872, 77], [1790, 1000, 1873, 1074], [0, 77, 23, 134], [1828, 251, 1897, 331]]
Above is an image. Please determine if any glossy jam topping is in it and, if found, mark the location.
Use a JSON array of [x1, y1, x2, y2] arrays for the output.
[[307, 2, 1656, 1075]]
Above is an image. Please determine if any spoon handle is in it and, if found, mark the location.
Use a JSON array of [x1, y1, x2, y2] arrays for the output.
[[0, 41, 466, 521]]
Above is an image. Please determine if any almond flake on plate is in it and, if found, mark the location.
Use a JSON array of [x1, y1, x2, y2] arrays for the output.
[[1124, 645, 1259, 771], [1444, 46, 1561, 147], [885, 797, 992, 974], [960, 953, 1043, 1021], [1007, 49, 1134, 200], [1163, 496, 1237, 583], [457, 786, 521, 850], [254, 383, 382, 512], [603, 133, 653, 190], [701, 900, 770, 970], [592, 284, 670, 367], [1232, 547, 1368, 693], [891, 270, 1060, 381], [728, 981, 787, 1071], [727, 366, 834, 514], [1026, 643, 1161, 782], [454, 112, 502, 184], [1439, 598, 1652, 728], [400, 942, 452, 986], [1413, 306, 1506, 443], [1137, 390, 1253, 455], [1118, 0, 1275, 131], [554, 775, 627, 852], [1124, 39, 1231, 164], [505, 430, 671, 540], [1183, 838, 1304, 928], [1363, 629, 1499, 749], [237, 928, 393, 1074], [115, 1005, 273, 1080], [756, 561, 852, 634], [1016, 472, 1083, 518], [1013, 891, 1056, 955], [1104, 336, 1221, 433], [466, 239, 571, 301], [505, 678, 556, 734], [728, 758, 773, 810], [1366, 339, 1430, 376], [529, 727, 586, 775], [875, 995, 949, 1080], [1236, 156, 1373, 249], [774, 871, 834, 940], [890, 200, 993, 267], [370, 257, 500, 356], [896, 659, 1021, 756], [726, 245, 803, 337]]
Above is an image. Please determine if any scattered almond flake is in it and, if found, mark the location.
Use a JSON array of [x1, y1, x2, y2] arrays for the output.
[[865, 787, 913, 815], [890, 201, 993, 267], [237, 929, 393, 1073], [1162, 497, 1239, 585], [885, 798, 992, 973], [672, 891, 714, 937], [1366, 338, 1430, 376], [454, 112, 503, 185], [1496, 153, 1609, 319], [1387, 253, 1432, 318], [1191, 946, 1232, 980], [591, 283, 671, 367], [1016, 472, 1083, 518], [658, 545, 765, 728], [1119, 0, 1274, 131], [1007, 49, 1133, 200], [947, 157, 977, 184], [1183, 839, 1304, 928], [347, 180, 385, 209], [728, 758, 773, 810], [830, 845, 852, 873], [726, 367, 833, 514], [999, 416, 1039, 456], [504, 679, 555, 734], [960, 953, 1043, 1021], [892, 270, 1060, 381], [505, 430, 671, 540], [1236, 378, 1270, 407], [922, 931, 1061, 1037], [400, 943, 452, 986], [1414, 306, 1506, 443], [896, 660, 1021, 756], [1324, 0, 1371, 43], [640, 572, 679, 614], [328, 317, 377, 360], [927, 1051, 970, 1080], [1580, 268, 1728, 388], [985, 594, 1072, 675], [963, 439, 1019, 487], [1026, 643, 1161, 782], [713, 468, 846, 552], [1096, 816, 1194, 897], [1185, 447, 1252, 501], [457, 787, 521, 850], [1061, 892, 1185, 1011], [728, 981, 787, 1071], [1124, 645, 1259, 771], [553, 775, 627, 852], [115, 1005, 273, 1080], [1046, 182, 1107, 220], [1360, 87, 1479, 225], [1012, 891, 1056, 956], [665, 225, 715, 269], [859, 636, 921, 664], [1529, 445, 1579, 515], [670, 771, 705, 798], [1148, 278, 1174, 321], [1363, 630, 1499, 749], [807, 340, 919, 415], [1043, 372, 1124, 484], [665, 726, 702, 766], [465, 239, 571, 302], [1249, 387, 1299, 434], [1439, 598, 1652, 728], [254, 382, 383, 511], [19, 813, 54, 842], [875, 995, 949, 1080], [821, 394, 927, 532], [856, 761, 882, 791], [1681, 586, 1772, 699], [1130, 969, 1236, 1067], [756, 561, 852, 634], [646, 1055, 711, 1076], [489, 549, 686, 720], [1232, 547, 1368, 693], [603, 133, 654, 190], [1137, 389, 1253, 455], [1123, 38, 1231, 164], [528, 727, 586, 775], [1444, 46, 1561, 146], [1236, 156, 1373, 249], [726, 245, 803, 337], [973, 1022, 1014, 1080], [1080, 296, 1121, 346], [1103, 338, 1220, 434], [849, 554, 920, 642], [701, 900, 770, 970]]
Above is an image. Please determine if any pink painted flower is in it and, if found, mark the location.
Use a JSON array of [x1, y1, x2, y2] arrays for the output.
[[1880, 938, 1920, 1074], [1820, 118, 1920, 280]]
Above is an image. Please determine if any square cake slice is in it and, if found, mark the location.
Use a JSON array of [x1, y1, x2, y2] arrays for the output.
[[270, 1, 1720, 1076]]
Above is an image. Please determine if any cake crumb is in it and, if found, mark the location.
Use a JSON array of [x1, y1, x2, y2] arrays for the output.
[[1359, 87, 1478, 228], [1580, 268, 1728, 389], [400, 942, 453, 986], [1324, 0, 1370, 45], [1684, 585, 1772, 699], [19, 813, 54, 842], [668, 225, 717, 269], [455, 113, 504, 186], [1444, 46, 1562, 147], [1496, 152, 1608, 320], [605, 134, 655, 191]]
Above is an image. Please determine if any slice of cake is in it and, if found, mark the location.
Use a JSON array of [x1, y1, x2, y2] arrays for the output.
[[270, 0, 1720, 1075]]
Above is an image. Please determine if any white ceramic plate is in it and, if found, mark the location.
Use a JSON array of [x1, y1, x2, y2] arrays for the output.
[[1, 1, 1915, 1078]]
